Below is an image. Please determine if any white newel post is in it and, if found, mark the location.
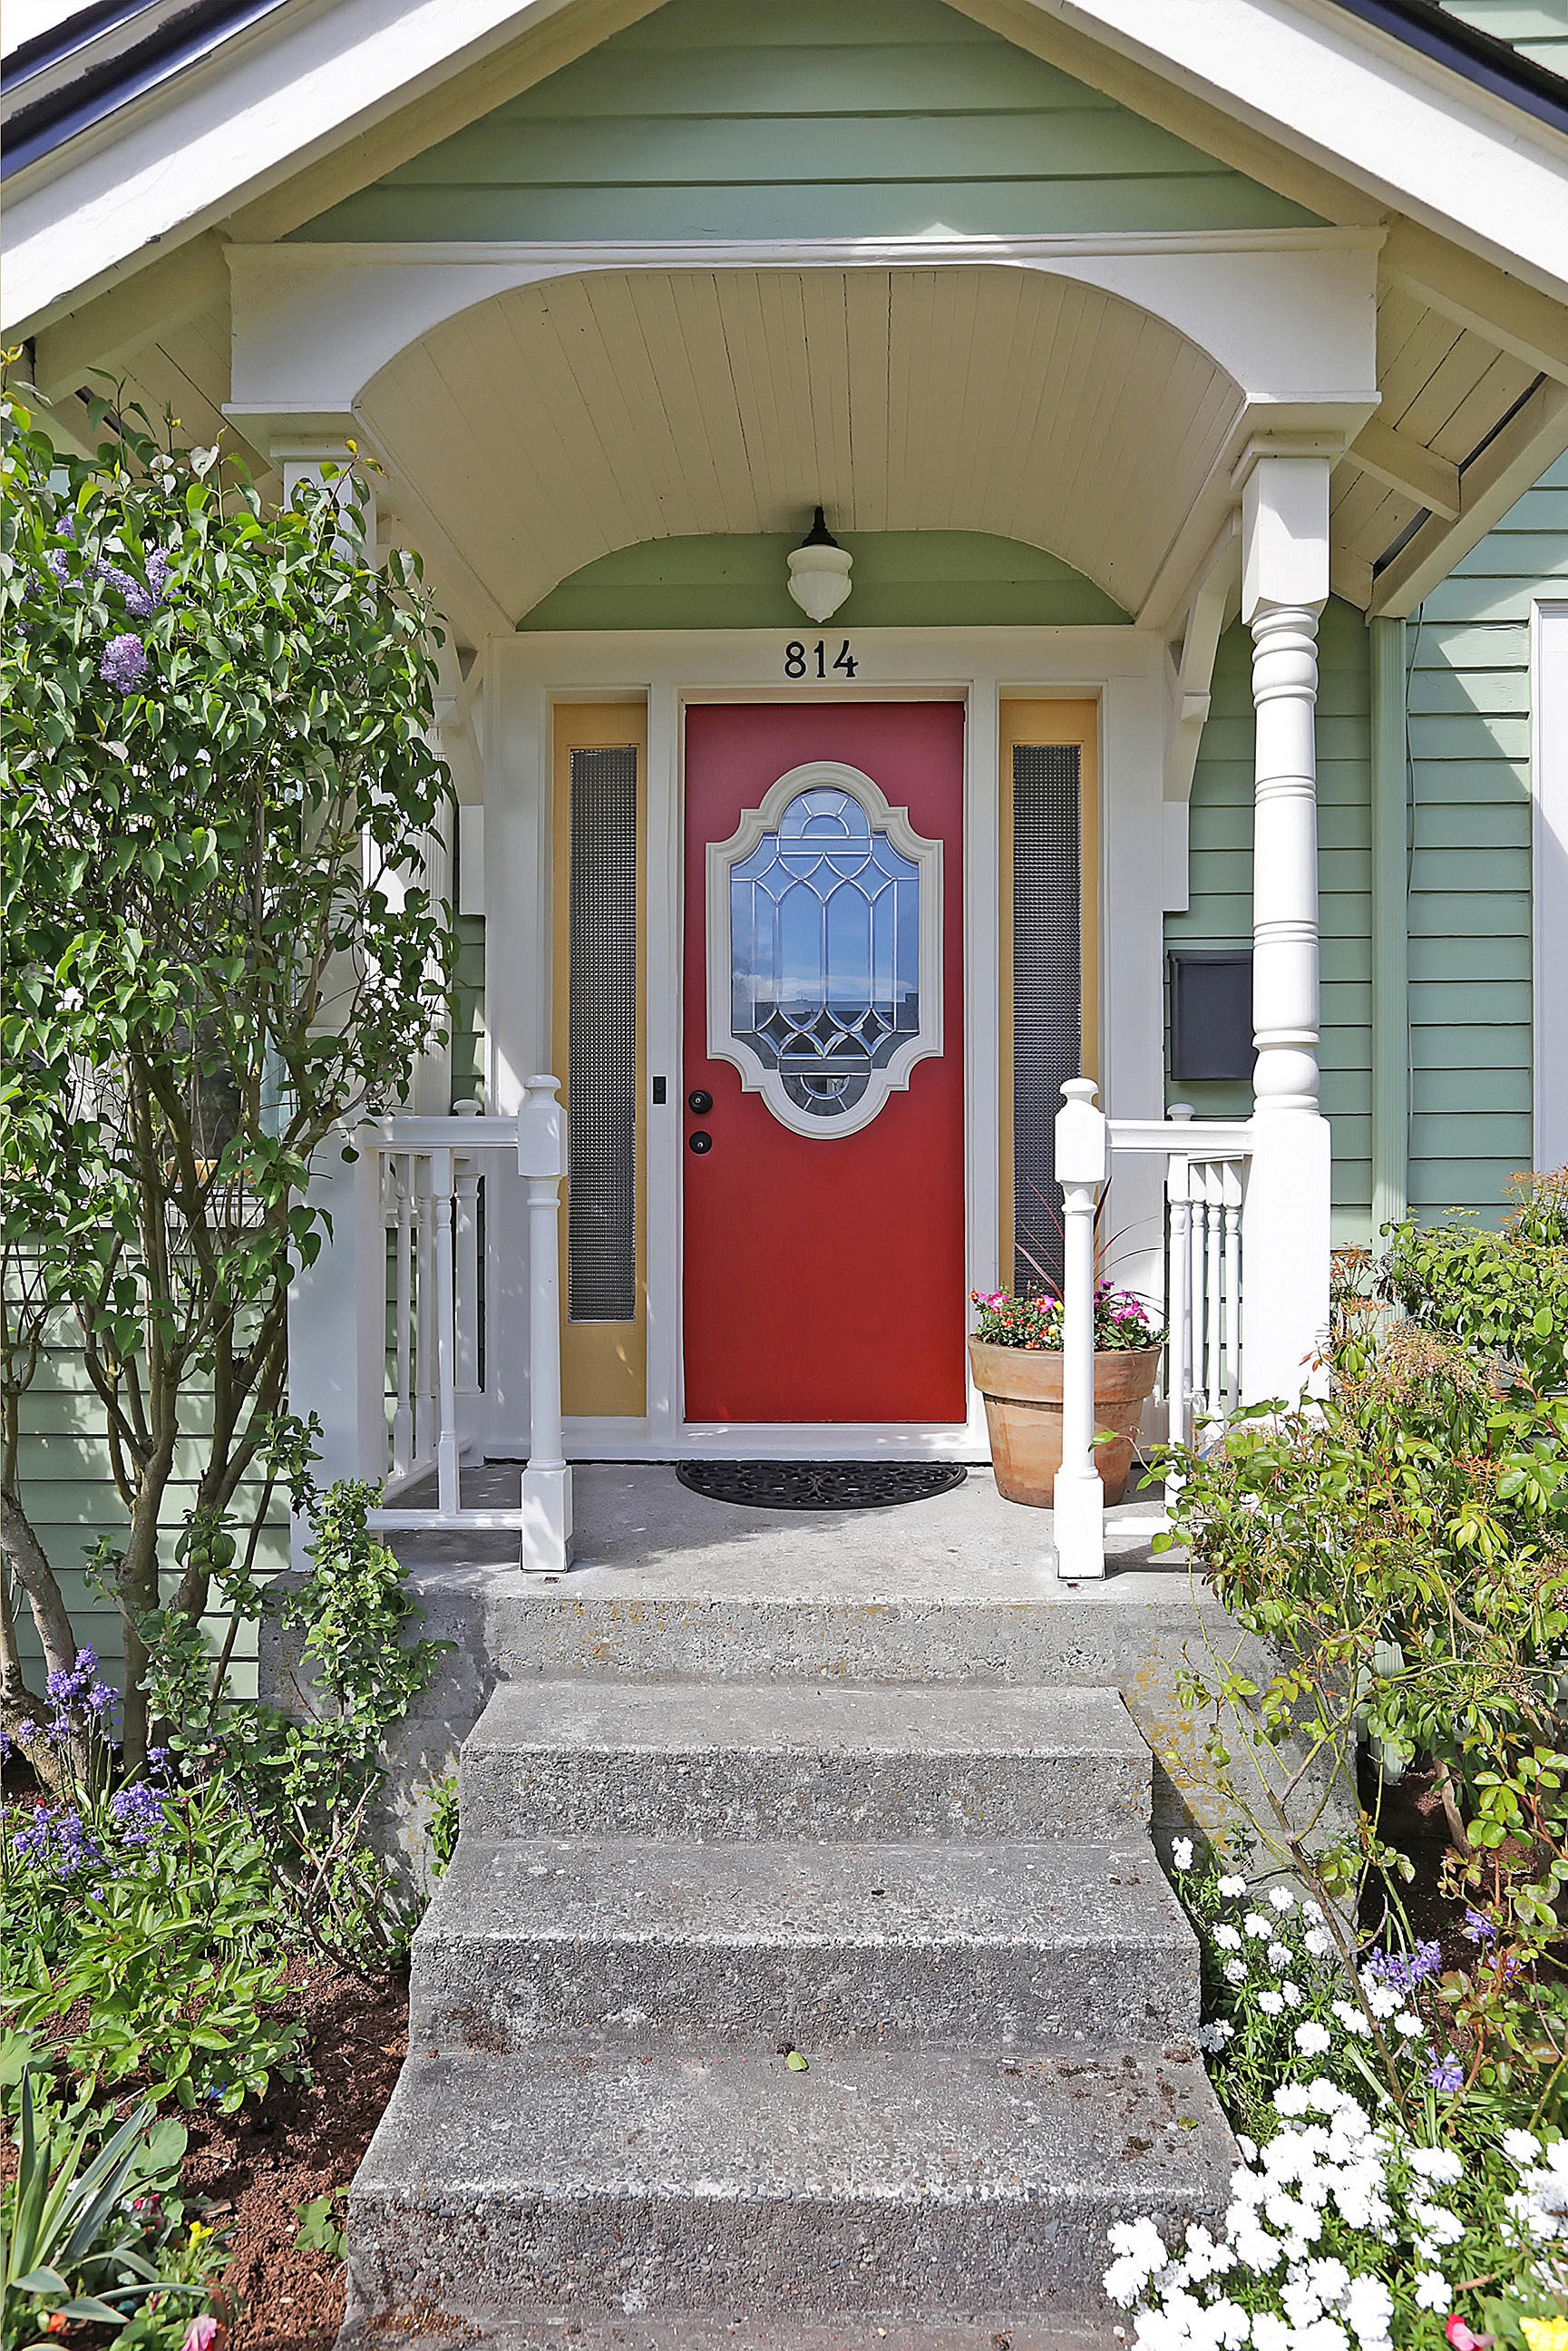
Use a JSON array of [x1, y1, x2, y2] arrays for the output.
[[1054, 1078, 1108, 1581], [1238, 447, 1333, 1406], [518, 1076, 572, 1574]]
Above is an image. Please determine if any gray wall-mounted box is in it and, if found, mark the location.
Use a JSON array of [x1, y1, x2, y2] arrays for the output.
[[1168, 949, 1254, 1084]]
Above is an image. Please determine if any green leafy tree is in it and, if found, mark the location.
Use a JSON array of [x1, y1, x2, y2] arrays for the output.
[[0, 380, 456, 1766]]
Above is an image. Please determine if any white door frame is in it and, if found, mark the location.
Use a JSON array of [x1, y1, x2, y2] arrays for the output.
[[484, 623, 1166, 1461]]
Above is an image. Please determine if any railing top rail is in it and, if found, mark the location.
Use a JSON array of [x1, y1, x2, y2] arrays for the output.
[[362, 1114, 520, 1151], [1105, 1117, 1253, 1156]]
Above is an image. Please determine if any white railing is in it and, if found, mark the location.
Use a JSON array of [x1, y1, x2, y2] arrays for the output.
[[356, 1077, 572, 1573], [1054, 1078, 1255, 1582]]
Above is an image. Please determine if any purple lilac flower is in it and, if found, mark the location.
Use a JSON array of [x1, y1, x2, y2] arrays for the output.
[[102, 554, 170, 620], [1427, 2052, 1465, 2092], [1367, 1937, 1442, 1992], [99, 632, 147, 693]]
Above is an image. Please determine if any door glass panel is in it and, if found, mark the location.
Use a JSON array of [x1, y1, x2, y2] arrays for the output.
[[567, 745, 637, 1320], [729, 787, 920, 1121], [1011, 744, 1081, 1296]]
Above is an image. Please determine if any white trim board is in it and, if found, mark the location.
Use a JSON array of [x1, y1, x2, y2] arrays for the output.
[[482, 622, 1167, 1464], [9, 0, 1568, 339], [1534, 601, 1568, 1176]]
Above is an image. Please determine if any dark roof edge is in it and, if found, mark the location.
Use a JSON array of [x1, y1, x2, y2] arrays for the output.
[[1324, 0, 1568, 138], [2, 0, 288, 180]]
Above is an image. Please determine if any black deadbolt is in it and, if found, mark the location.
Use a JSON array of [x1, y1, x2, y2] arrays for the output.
[[687, 1129, 713, 1156], [687, 1088, 713, 1116]]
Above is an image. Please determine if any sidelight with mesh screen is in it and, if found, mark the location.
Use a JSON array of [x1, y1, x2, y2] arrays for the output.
[[1011, 742, 1081, 1299], [567, 745, 638, 1322]]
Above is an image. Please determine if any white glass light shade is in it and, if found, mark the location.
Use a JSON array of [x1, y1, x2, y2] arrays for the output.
[[786, 542, 852, 624]]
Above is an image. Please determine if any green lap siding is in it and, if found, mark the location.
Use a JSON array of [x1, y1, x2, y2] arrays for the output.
[[9, 1325, 288, 1703], [294, 0, 1318, 244], [1164, 597, 1374, 1247], [1403, 453, 1568, 1221]]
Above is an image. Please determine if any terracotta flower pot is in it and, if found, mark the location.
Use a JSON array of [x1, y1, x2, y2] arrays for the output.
[[968, 1338, 1162, 1508]]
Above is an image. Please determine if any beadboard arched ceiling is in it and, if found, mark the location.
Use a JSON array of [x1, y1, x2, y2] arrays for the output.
[[355, 265, 1242, 626]]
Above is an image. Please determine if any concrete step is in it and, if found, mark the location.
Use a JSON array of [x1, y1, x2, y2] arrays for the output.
[[459, 1683, 1149, 1845], [338, 2304, 1121, 2350], [346, 2042, 1231, 2322], [409, 1833, 1196, 2053]]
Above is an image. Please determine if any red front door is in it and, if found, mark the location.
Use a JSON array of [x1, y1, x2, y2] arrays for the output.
[[682, 701, 966, 1425]]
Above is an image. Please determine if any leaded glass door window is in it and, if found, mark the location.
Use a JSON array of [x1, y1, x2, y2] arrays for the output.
[[706, 760, 942, 1138]]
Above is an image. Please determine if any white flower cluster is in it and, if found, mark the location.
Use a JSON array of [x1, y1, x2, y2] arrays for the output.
[[1104, 2077, 1481, 2351], [1501, 2129, 1568, 2247]]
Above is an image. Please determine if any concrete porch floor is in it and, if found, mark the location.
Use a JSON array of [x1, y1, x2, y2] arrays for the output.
[[388, 1460, 1185, 1598]]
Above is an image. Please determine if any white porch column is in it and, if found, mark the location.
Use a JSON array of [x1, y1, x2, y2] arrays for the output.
[[1237, 447, 1333, 1405], [286, 1130, 386, 1566], [518, 1076, 572, 1574]]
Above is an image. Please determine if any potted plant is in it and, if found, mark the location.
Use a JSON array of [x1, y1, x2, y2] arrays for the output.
[[968, 1281, 1164, 1507]]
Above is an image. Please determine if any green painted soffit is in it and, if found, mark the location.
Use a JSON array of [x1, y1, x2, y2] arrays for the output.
[[516, 532, 1131, 631], [293, 0, 1320, 243]]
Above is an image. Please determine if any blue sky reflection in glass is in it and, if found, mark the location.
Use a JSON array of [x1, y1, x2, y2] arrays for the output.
[[730, 788, 920, 1120]]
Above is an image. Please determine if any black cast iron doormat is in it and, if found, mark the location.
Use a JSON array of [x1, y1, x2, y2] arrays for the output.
[[676, 1460, 968, 1512]]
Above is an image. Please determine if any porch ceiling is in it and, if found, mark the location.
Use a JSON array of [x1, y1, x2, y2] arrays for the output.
[[354, 264, 1242, 626]]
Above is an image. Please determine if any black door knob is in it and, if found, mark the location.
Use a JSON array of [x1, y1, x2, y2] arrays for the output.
[[687, 1088, 713, 1116], [688, 1129, 713, 1156]]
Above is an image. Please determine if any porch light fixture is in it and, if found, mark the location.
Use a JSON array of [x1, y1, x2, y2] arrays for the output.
[[786, 507, 852, 624]]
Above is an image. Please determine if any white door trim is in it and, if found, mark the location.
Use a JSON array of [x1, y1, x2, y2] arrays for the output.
[[485, 623, 1165, 1462]]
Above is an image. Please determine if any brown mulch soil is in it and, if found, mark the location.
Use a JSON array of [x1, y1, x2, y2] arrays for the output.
[[180, 1958, 410, 2351], [0, 1946, 407, 2351], [1361, 1759, 1476, 1971]]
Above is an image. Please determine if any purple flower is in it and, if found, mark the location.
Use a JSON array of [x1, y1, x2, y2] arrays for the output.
[[102, 554, 170, 621], [16, 1719, 39, 1744], [147, 1743, 173, 1779], [85, 1682, 115, 1718], [1428, 2052, 1465, 2092], [110, 1780, 167, 1849], [99, 632, 147, 693], [1368, 1937, 1442, 1992], [1462, 1909, 1497, 1946]]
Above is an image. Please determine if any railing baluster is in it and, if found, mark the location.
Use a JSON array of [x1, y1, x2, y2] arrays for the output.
[[393, 1155, 414, 1478], [1166, 1106, 1193, 1455], [1188, 1158, 1207, 1437], [453, 1155, 482, 1397], [1223, 1158, 1243, 1424], [415, 1170, 434, 1467], [432, 1146, 459, 1517], [1205, 1161, 1224, 1426]]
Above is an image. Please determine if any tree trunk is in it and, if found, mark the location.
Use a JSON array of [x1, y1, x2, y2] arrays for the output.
[[116, 1443, 175, 1774], [2, 1483, 77, 1687]]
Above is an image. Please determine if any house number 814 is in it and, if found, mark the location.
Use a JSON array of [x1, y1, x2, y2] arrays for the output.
[[784, 639, 858, 679]]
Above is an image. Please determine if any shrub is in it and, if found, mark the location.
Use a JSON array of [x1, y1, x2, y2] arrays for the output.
[[1106, 1858, 1567, 2351], [1379, 1170, 1568, 1398], [141, 1477, 451, 1970], [1, 380, 455, 1769]]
